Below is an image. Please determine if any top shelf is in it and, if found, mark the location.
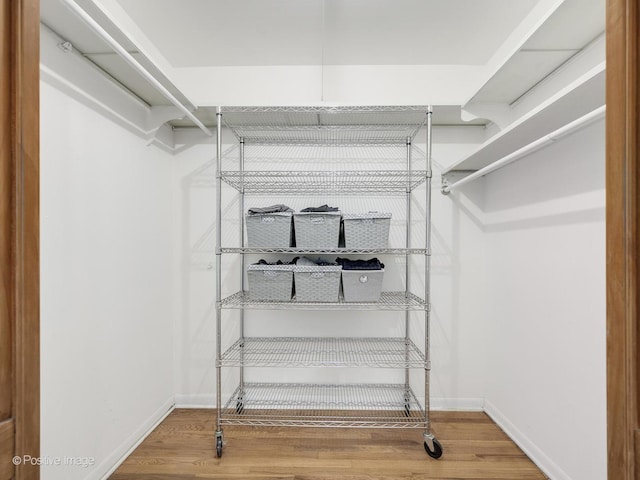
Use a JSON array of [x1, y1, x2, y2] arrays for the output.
[[443, 64, 605, 176], [220, 106, 430, 145]]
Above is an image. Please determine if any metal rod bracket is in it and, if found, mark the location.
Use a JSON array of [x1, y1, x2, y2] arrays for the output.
[[441, 170, 476, 194]]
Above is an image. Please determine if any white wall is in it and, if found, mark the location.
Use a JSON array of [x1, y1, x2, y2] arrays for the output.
[[40, 35, 176, 480], [471, 118, 606, 480], [171, 125, 490, 411], [170, 134, 217, 406], [430, 127, 491, 409]]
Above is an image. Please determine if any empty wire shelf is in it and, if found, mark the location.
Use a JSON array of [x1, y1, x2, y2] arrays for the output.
[[219, 170, 428, 194], [219, 291, 427, 311], [219, 337, 426, 368], [221, 383, 426, 428], [220, 106, 429, 145]]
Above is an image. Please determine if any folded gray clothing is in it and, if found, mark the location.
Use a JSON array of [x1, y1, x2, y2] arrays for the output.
[[297, 257, 338, 267], [248, 204, 294, 215], [300, 204, 339, 213]]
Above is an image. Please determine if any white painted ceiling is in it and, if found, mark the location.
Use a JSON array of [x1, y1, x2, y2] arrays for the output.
[[112, 0, 538, 67], [40, 0, 605, 125]]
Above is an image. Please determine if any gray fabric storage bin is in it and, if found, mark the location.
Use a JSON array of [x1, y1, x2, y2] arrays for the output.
[[342, 213, 392, 249], [247, 263, 294, 301], [293, 211, 341, 248], [341, 269, 385, 302], [246, 212, 293, 247], [293, 264, 342, 302]]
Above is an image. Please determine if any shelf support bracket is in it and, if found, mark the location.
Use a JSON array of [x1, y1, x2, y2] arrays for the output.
[[461, 103, 513, 130], [441, 170, 476, 195], [144, 105, 186, 147]]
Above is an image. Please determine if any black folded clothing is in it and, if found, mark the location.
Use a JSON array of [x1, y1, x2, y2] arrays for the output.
[[300, 204, 339, 213], [248, 204, 293, 214], [256, 257, 299, 266], [336, 257, 384, 270]]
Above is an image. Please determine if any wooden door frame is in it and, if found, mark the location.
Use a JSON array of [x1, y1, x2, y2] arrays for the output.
[[606, 0, 639, 479], [0, 1, 639, 480], [1, 0, 40, 479]]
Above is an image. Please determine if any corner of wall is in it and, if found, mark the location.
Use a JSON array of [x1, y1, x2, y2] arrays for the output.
[[484, 400, 572, 480], [95, 397, 175, 480]]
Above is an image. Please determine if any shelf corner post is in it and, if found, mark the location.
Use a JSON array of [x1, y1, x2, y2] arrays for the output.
[[215, 106, 224, 438]]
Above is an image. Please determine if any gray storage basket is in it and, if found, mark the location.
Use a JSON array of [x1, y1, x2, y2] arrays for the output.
[[342, 213, 392, 249], [341, 268, 385, 302], [293, 212, 341, 249], [247, 263, 294, 301], [246, 212, 293, 248], [293, 265, 342, 302]]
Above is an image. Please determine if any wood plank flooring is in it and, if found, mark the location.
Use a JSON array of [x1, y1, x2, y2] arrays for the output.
[[110, 409, 547, 480]]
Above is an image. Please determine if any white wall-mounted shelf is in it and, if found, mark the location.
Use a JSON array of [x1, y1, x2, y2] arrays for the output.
[[442, 63, 605, 181]]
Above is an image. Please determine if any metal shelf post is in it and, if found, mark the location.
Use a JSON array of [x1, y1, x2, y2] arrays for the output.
[[215, 107, 224, 450], [423, 106, 434, 447]]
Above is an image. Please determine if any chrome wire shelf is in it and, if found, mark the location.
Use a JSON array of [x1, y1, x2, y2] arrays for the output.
[[220, 247, 428, 255], [221, 383, 426, 428], [220, 291, 427, 311], [219, 337, 426, 368], [213, 105, 441, 457], [219, 170, 428, 193], [221, 106, 429, 145]]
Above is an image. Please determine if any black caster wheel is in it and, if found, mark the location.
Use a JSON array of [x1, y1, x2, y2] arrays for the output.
[[216, 436, 223, 458], [424, 438, 443, 459], [236, 392, 245, 414]]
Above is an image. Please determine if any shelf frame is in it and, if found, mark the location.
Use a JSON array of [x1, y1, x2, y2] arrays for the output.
[[219, 291, 427, 311], [221, 382, 427, 429], [220, 106, 429, 145], [220, 247, 428, 255], [214, 105, 436, 455], [219, 169, 428, 194], [219, 337, 427, 368]]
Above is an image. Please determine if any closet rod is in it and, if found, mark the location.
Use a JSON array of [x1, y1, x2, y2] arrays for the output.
[[442, 105, 606, 194], [61, 0, 213, 137]]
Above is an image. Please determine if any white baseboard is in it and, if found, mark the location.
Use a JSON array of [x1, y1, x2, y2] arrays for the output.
[[174, 393, 216, 408], [431, 397, 484, 411], [483, 399, 571, 480], [92, 396, 175, 480]]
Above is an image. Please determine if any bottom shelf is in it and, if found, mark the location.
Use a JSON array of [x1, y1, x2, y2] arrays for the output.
[[220, 382, 427, 428]]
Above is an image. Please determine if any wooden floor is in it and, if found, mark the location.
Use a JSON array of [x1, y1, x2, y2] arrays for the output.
[[110, 409, 547, 480]]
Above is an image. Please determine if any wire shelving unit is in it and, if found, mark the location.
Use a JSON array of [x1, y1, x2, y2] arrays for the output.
[[214, 105, 442, 459]]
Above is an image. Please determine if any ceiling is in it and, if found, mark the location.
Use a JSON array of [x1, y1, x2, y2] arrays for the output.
[[111, 0, 538, 67], [40, 0, 605, 127]]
